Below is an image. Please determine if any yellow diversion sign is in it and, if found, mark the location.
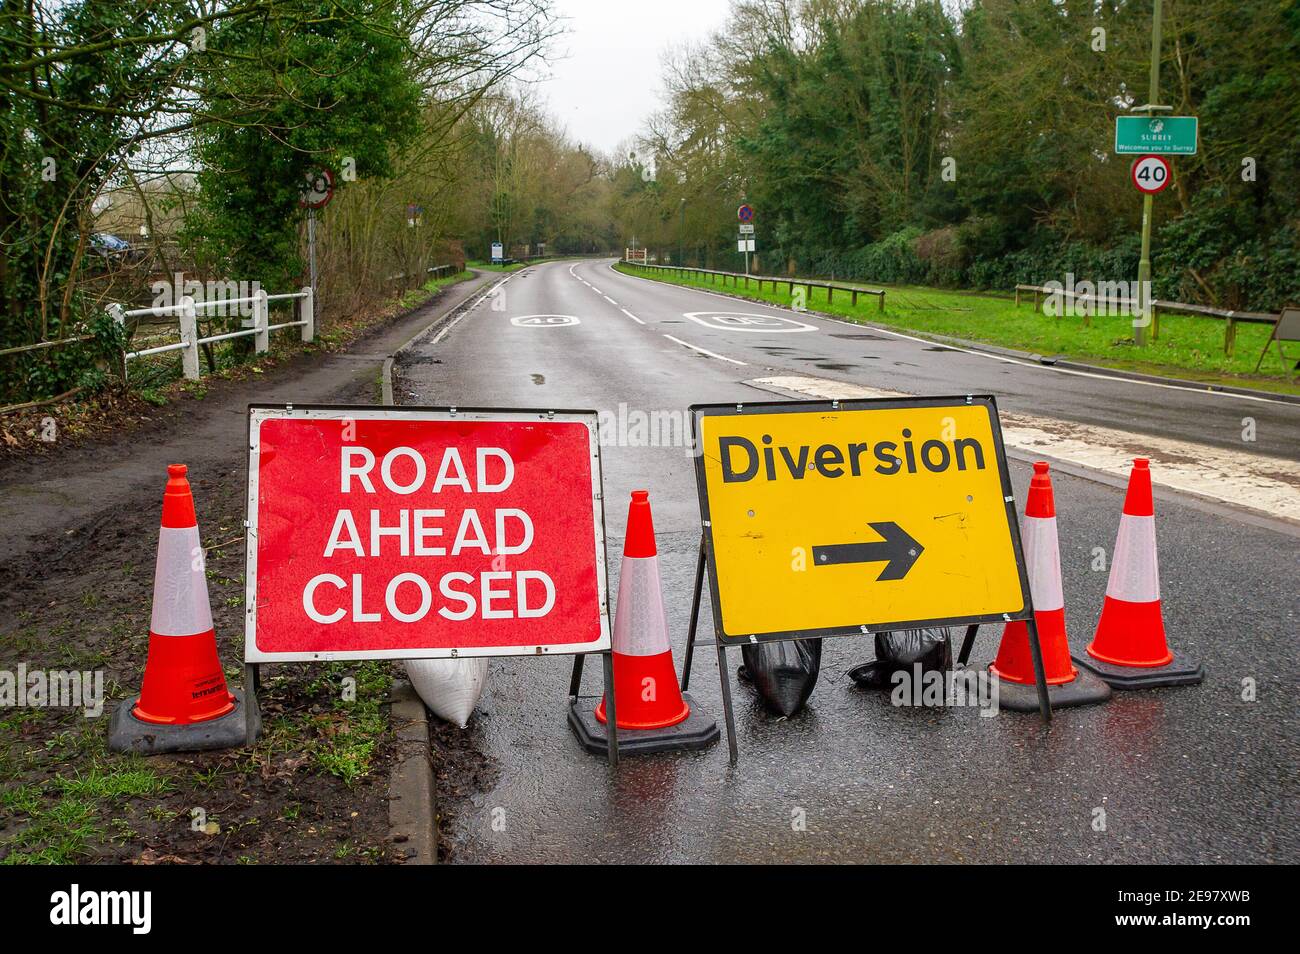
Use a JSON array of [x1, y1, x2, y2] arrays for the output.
[[691, 396, 1032, 643]]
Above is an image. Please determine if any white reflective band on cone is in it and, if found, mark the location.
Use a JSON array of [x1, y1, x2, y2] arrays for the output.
[[1022, 515, 1064, 612], [150, 525, 214, 636], [612, 555, 671, 656], [1106, 514, 1161, 603]]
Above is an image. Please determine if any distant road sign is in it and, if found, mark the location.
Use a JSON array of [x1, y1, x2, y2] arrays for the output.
[[737, 238, 755, 253], [245, 405, 610, 661], [491, 241, 504, 263], [1115, 115, 1197, 155], [1131, 155, 1171, 194], [299, 169, 334, 209], [738, 223, 755, 235], [737, 204, 754, 223], [691, 396, 1031, 643]]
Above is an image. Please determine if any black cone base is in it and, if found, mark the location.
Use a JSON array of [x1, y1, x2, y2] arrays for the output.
[[993, 666, 1112, 712], [109, 688, 258, 754], [567, 692, 719, 755], [1072, 649, 1204, 689]]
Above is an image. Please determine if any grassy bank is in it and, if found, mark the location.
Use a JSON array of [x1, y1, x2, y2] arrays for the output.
[[616, 264, 1298, 396]]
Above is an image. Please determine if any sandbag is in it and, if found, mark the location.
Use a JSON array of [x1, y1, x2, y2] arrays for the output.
[[405, 657, 488, 728], [739, 638, 822, 716], [848, 627, 952, 690]]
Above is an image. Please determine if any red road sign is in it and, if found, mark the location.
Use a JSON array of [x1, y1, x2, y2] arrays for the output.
[[299, 168, 334, 209], [738, 204, 754, 223], [244, 406, 610, 661], [1130, 155, 1171, 194]]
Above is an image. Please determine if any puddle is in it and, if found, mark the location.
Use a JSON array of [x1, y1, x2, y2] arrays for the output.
[[531, 373, 545, 385]]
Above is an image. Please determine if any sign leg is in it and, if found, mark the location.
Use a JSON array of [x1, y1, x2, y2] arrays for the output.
[[244, 663, 260, 747], [601, 651, 619, 766], [716, 644, 739, 765], [568, 653, 585, 700], [957, 624, 979, 666], [1024, 617, 1053, 722], [681, 536, 707, 691]]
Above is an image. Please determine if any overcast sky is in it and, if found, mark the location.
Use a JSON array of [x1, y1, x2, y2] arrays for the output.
[[538, 0, 734, 155]]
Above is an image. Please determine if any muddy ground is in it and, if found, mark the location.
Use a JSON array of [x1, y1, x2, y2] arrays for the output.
[[0, 273, 498, 864]]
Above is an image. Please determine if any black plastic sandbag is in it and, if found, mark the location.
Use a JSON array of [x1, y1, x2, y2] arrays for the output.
[[739, 638, 822, 717], [848, 627, 953, 690]]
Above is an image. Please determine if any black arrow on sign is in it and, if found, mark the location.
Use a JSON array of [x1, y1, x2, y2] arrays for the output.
[[812, 522, 923, 581]]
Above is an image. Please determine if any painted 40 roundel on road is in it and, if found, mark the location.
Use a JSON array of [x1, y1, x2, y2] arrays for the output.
[[1131, 155, 1171, 194]]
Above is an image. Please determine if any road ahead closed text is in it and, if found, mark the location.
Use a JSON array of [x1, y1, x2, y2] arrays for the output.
[[246, 409, 609, 660]]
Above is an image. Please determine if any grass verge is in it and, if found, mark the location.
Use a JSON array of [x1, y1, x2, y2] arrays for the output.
[[615, 264, 1299, 396]]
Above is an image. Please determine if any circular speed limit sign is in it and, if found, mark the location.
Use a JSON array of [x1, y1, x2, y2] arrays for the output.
[[1131, 155, 1171, 194], [299, 168, 334, 209]]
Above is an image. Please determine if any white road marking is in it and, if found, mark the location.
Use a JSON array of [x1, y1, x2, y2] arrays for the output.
[[604, 295, 618, 305], [664, 334, 748, 366], [684, 311, 816, 333], [511, 314, 581, 327], [620, 308, 645, 325], [752, 375, 1300, 522], [609, 261, 1297, 408]]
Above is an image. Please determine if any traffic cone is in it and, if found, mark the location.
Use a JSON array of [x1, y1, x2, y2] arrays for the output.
[[567, 490, 718, 755], [110, 464, 257, 753], [989, 462, 1110, 710], [1073, 459, 1203, 688]]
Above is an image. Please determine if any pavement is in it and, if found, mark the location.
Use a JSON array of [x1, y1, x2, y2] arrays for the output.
[[400, 258, 1299, 864]]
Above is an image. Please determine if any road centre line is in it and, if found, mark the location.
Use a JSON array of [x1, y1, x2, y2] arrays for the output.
[[608, 262, 1296, 408], [620, 308, 645, 325], [604, 295, 618, 305], [663, 334, 748, 366]]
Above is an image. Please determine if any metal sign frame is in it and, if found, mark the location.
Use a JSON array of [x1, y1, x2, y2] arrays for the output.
[[690, 395, 1034, 644], [683, 395, 1050, 763], [1254, 303, 1300, 375], [244, 403, 612, 663]]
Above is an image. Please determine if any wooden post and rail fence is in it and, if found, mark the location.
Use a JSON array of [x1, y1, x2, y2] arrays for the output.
[[1, 262, 467, 414], [1012, 283, 1284, 359], [621, 259, 887, 312]]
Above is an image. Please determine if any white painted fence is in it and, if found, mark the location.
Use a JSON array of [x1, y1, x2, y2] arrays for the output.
[[110, 286, 314, 380]]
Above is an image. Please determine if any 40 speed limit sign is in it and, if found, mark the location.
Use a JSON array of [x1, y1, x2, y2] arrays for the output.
[[1131, 155, 1171, 194]]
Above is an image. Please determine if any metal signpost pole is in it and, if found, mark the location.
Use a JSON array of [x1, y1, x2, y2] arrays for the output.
[[308, 207, 318, 303], [1135, 0, 1163, 348]]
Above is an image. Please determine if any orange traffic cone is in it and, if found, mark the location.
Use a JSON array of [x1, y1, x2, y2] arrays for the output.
[[110, 464, 256, 753], [989, 462, 1110, 710], [1073, 459, 1203, 688], [568, 490, 718, 755]]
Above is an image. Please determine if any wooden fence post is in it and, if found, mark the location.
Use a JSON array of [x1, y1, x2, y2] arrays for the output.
[[179, 297, 200, 381], [254, 289, 270, 354], [300, 286, 315, 343]]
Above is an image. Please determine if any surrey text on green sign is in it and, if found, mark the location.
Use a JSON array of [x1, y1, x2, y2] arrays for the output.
[[1114, 115, 1198, 156]]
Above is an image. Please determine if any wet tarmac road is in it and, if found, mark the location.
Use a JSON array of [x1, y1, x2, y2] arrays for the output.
[[402, 259, 1299, 863]]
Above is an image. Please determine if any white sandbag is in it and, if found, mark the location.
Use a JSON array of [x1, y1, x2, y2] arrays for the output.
[[405, 657, 488, 728]]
